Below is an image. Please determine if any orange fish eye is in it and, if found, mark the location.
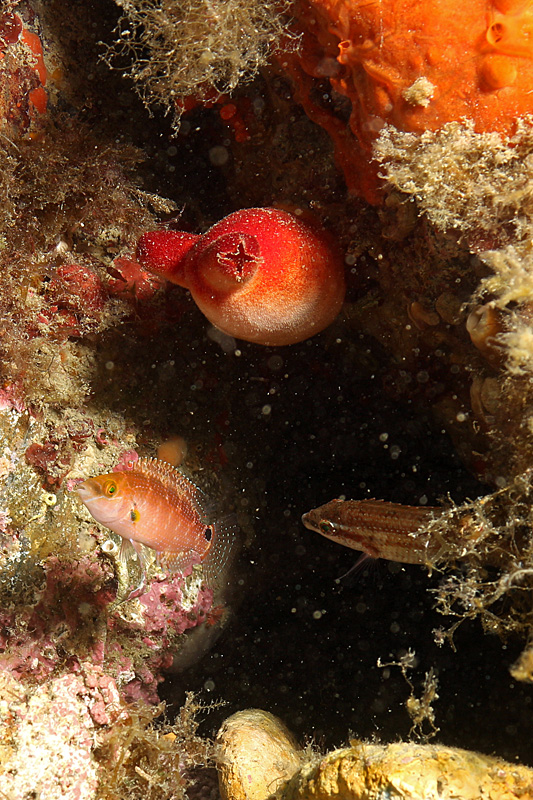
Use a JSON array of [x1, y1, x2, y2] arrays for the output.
[[105, 480, 118, 496]]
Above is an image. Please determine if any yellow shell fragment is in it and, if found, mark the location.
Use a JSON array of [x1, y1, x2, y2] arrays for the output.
[[216, 709, 303, 800], [216, 710, 533, 800]]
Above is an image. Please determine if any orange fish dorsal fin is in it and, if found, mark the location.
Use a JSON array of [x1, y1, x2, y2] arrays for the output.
[[130, 457, 208, 517]]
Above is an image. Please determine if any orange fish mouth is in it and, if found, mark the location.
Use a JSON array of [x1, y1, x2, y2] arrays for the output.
[[76, 478, 102, 502]]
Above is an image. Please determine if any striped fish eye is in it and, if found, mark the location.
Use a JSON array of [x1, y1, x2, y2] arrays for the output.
[[319, 520, 335, 535], [104, 480, 118, 497]]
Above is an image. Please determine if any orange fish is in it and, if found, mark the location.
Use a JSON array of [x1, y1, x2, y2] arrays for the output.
[[76, 457, 234, 596]]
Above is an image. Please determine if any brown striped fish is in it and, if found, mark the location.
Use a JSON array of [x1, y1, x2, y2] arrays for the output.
[[302, 498, 442, 565]]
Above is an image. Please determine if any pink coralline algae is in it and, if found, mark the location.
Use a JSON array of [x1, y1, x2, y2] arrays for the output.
[[0, 555, 114, 683], [113, 448, 139, 471], [0, 551, 218, 704], [109, 573, 216, 703], [140, 573, 215, 636], [0, 668, 104, 800], [25, 418, 97, 487], [25, 440, 71, 487], [24, 418, 123, 489], [0, 383, 26, 413]]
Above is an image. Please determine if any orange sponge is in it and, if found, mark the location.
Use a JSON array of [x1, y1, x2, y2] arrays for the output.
[[286, 0, 533, 200]]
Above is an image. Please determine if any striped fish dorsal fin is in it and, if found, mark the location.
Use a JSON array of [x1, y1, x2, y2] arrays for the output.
[[131, 457, 208, 516]]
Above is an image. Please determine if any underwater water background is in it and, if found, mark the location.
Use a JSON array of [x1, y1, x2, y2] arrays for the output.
[[141, 327, 532, 765], [37, 0, 532, 768], [81, 108, 533, 773]]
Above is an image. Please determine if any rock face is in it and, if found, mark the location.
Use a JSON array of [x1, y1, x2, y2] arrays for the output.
[[284, 743, 533, 800], [216, 710, 533, 800], [2, 0, 533, 796]]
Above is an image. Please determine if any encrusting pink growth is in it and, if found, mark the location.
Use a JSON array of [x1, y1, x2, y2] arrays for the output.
[[0, 551, 218, 704], [136, 207, 346, 346]]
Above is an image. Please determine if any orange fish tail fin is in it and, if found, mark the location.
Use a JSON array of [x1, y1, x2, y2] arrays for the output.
[[201, 515, 239, 592]]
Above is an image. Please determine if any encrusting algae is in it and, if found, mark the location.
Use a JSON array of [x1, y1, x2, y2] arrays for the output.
[[215, 709, 533, 800]]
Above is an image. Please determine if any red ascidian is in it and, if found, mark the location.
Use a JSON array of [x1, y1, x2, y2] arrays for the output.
[[136, 207, 346, 346]]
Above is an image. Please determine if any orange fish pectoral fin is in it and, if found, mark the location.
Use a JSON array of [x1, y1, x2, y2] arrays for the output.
[[119, 537, 136, 563], [121, 537, 152, 580], [117, 538, 152, 600]]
